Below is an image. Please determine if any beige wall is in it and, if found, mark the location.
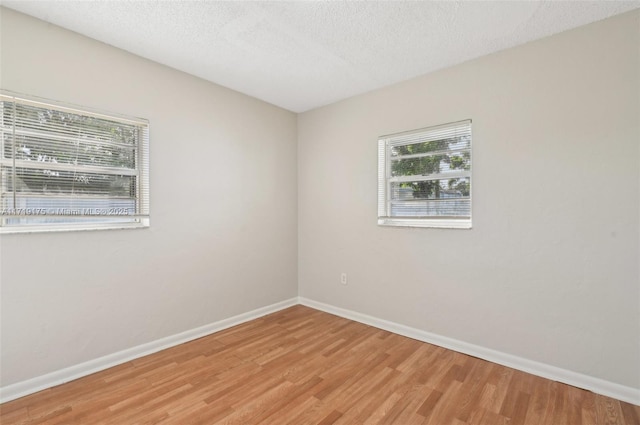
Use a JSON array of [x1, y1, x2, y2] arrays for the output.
[[0, 8, 298, 386], [298, 10, 640, 389]]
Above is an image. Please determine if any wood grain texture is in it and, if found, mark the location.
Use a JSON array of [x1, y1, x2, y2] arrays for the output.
[[1, 306, 638, 424]]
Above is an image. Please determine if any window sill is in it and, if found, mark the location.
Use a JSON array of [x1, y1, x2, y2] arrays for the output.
[[378, 218, 472, 229], [0, 219, 150, 234]]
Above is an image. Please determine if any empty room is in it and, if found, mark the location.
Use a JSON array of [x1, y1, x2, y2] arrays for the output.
[[0, 1, 639, 424]]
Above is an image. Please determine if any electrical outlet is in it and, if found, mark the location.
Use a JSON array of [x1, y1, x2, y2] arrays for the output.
[[340, 272, 348, 285]]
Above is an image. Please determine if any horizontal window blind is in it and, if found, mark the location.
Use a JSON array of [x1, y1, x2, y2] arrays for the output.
[[0, 92, 150, 233], [378, 120, 472, 229]]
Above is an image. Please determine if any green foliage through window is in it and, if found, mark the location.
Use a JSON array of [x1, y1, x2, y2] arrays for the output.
[[378, 120, 472, 228], [0, 92, 150, 232]]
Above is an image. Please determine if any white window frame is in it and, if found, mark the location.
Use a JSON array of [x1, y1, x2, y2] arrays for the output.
[[0, 91, 150, 234], [378, 120, 472, 229]]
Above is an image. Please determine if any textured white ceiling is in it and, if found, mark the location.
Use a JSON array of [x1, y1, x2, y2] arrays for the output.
[[3, 1, 639, 112]]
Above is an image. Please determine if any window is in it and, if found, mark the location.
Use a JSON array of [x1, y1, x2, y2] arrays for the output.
[[378, 120, 471, 229], [0, 92, 149, 233]]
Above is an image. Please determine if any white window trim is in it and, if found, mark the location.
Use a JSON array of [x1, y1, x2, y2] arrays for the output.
[[378, 120, 472, 229], [0, 91, 150, 234]]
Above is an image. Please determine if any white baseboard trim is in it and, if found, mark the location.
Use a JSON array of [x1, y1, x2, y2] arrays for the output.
[[0, 298, 298, 404], [299, 297, 640, 406]]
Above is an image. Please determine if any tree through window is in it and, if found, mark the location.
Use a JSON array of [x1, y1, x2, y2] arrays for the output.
[[378, 120, 472, 228], [0, 92, 149, 233]]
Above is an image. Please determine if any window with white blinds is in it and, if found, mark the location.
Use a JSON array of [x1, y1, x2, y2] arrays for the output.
[[0, 92, 149, 233], [378, 120, 472, 229]]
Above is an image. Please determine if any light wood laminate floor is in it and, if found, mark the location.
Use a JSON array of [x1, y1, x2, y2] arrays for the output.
[[1, 305, 638, 424]]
